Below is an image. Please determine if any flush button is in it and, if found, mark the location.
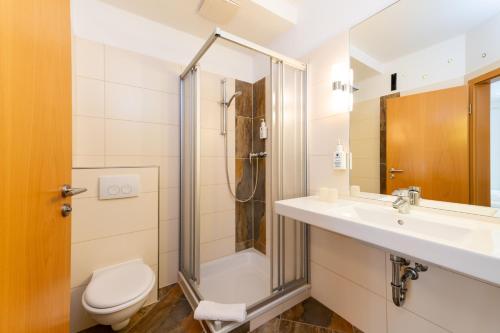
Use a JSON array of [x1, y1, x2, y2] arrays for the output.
[[99, 175, 140, 200]]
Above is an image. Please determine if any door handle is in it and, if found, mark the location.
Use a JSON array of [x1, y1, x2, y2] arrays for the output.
[[388, 168, 404, 173], [61, 184, 87, 197]]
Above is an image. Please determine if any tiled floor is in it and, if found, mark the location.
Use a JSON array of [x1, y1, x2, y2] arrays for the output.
[[80, 284, 362, 333]]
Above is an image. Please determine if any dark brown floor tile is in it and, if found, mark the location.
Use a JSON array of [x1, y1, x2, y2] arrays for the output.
[[281, 298, 354, 332], [251, 318, 280, 333], [352, 327, 364, 333], [278, 320, 318, 333], [230, 322, 251, 333], [236, 80, 254, 117], [236, 116, 252, 158]]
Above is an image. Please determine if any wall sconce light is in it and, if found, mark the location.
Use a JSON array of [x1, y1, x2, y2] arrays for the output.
[[332, 66, 354, 112]]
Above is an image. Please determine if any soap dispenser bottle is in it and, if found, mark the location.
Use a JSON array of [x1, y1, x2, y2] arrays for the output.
[[334, 139, 347, 170], [259, 119, 268, 140]]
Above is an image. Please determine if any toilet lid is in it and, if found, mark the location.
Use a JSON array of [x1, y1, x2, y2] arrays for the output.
[[84, 261, 154, 309]]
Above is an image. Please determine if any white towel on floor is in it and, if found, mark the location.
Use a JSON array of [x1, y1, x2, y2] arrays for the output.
[[194, 301, 247, 323]]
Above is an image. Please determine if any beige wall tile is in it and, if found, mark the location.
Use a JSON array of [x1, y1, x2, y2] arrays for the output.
[[159, 219, 179, 253], [72, 167, 159, 198], [105, 82, 178, 124], [73, 155, 105, 168], [159, 188, 180, 221], [72, 192, 158, 243], [200, 184, 234, 214], [311, 228, 386, 297], [200, 210, 235, 243], [200, 236, 235, 263], [309, 113, 350, 156], [75, 77, 105, 117], [311, 262, 387, 333], [105, 46, 180, 93], [158, 157, 180, 189], [73, 116, 105, 155], [387, 302, 448, 333], [75, 38, 104, 80], [70, 285, 96, 333], [200, 157, 235, 186], [200, 128, 235, 157], [71, 228, 158, 288], [159, 251, 178, 287], [105, 155, 145, 167]]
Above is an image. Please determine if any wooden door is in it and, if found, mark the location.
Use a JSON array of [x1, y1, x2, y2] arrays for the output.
[[386, 86, 469, 203], [0, 1, 72, 332], [469, 68, 500, 207]]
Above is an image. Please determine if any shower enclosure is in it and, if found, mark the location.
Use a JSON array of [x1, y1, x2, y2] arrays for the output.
[[179, 28, 308, 331]]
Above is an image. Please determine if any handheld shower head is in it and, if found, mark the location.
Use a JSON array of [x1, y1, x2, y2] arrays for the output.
[[225, 91, 242, 108]]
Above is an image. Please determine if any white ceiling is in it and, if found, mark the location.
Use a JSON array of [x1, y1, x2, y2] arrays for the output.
[[350, 0, 500, 63], [99, 0, 298, 45]]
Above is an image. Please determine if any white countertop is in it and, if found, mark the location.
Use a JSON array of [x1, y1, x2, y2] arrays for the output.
[[275, 196, 500, 286]]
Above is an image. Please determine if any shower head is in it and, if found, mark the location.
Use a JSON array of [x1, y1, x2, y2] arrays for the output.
[[225, 91, 242, 108]]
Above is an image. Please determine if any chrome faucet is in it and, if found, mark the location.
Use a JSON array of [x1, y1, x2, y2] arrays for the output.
[[392, 193, 410, 214], [392, 186, 422, 214]]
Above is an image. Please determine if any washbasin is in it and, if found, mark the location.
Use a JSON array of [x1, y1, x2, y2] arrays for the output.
[[275, 196, 500, 285], [349, 205, 473, 243]]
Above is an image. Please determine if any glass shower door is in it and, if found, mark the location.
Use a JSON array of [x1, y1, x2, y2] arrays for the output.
[[180, 66, 201, 287], [271, 61, 308, 292]]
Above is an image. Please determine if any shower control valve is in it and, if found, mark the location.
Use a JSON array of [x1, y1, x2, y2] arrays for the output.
[[249, 152, 268, 159]]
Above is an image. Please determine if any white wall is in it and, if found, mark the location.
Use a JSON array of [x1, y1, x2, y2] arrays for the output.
[[304, 32, 351, 195], [71, 0, 258, 82], [354, 35, 466, 103], [70, 167, 158, 332], [466, 11, 500, 75], [72, 37, 180, 293]]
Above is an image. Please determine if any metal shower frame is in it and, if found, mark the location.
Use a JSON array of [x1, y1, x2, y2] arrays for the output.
[[178, 28, 310, 333]]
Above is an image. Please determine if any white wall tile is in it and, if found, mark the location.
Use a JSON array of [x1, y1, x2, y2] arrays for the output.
[[72, 192, 158, 243], [159, 188, 180, 221], [200, 210, 235, 243], [200, 184, 234, 214], [105, 46, 180, 93], [105, 82, 178, 124], [73, 116, 105, 155], [311, 262, 387, 333], [159, 219, 179, 254], [159, 251, 178, 287], [311, 227, 386, 297], [73, 155, 105, 168], [75, 77, 105, 117], [71, 228, 158, 288], [387, 302, 448, 333], [75, 38, 104, 80], [72, 167, 159, 198], [70, 285, 96, 333], [200, 236, 235, 263]]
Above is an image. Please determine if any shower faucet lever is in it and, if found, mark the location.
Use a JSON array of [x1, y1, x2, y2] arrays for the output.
[[249, 152, 268, 159]]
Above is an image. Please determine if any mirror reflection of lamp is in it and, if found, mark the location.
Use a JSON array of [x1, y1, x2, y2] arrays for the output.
[[331, 64, 354, 113]]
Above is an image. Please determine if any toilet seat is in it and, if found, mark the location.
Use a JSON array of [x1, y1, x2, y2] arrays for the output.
[[82, 260, 155, 313]]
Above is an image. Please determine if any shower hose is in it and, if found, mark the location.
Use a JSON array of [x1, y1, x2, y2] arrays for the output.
[[223, 131, 260, 203]]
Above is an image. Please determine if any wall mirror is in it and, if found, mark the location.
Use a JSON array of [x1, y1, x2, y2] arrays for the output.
[[349, 0, 500, 217]]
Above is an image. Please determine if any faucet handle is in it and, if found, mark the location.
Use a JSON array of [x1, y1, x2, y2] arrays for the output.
[[409, 186, 421, 193], [391, 188, 409, 197]]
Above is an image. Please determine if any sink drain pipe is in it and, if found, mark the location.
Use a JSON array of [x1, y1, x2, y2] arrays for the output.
[[390, 254, 428, 306]]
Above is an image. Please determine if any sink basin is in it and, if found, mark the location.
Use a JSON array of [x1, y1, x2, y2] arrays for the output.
[[275, 196, 500, 286], [349, 205, 473, 243]]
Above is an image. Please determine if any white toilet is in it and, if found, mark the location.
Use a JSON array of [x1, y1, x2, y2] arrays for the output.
[[82, 259, 155, 331]]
